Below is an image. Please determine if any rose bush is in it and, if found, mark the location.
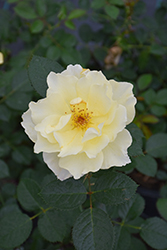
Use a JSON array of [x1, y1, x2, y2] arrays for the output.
[[21, 64, 136, 180]]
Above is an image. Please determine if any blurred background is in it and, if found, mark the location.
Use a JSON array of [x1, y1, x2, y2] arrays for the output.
[[0, 0, 167, 226]]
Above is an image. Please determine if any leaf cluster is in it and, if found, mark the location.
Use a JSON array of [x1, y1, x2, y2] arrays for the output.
[[1, 0, 167, 249]]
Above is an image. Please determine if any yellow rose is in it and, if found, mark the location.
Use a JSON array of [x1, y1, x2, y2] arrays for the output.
[[21, 64, 136, 180], [0, 52, 4, 65]]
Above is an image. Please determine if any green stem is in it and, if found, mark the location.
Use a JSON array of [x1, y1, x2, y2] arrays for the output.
[[111, 220, 142, 230], [30, 207, 52, 220]]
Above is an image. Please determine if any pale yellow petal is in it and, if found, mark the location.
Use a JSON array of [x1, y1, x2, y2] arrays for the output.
[[76, 76, 92, 102], [0, 52, 4, 64], [61, 64, 83, 78], [35, 115, 60, 136], [83, 134, 109, 158], [29, 93, 70, 124], [86, 70, 108, 85], [103, 104, 127, 141], [54, 128, 83, 157], [34, 133, 60, 153], [102, 129, 132, 169], [43, 152, 72, 181], [109, 80, 136, 124], [59, 152, 103, 179], [88, 84, 111, 116], [21, 109, 37, 142], [47, 73, 78, 103], [91, 99, 117, 127], [82, 123, 104, 143]]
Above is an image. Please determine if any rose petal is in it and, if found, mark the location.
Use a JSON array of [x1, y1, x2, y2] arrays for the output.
[[83, 134, 109, 158], [82, 123, 104, 143], [47, 73, 78, 103], [29, 93, 70, 124], [61, 64, 83, 78], [88, 84, 111, 116], [54, 128, 83, 157], [86, 70, 107, 85], [21, 109, 37, 142], [59, 152, 103, 179], [34, 133, 60, 153], [43, 152, 72, 181], [103, 104, 127, 141], [109, 80, 136, 124], [102, 129, 132, 169]]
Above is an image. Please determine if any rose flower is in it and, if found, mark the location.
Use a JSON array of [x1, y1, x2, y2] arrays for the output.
[[21, 64, 136, 180]]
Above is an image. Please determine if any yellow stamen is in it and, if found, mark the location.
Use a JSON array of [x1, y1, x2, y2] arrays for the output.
[[80, 67, 89, 75], [70, 98, 92, 130]]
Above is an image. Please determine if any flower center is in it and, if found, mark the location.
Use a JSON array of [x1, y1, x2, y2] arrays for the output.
[[70, 97, 92, 130]]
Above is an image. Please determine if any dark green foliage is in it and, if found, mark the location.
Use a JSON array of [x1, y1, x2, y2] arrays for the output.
[[93, 171, 138, 205], [1, 0, 167, 249], [72, 208, 114, 250]]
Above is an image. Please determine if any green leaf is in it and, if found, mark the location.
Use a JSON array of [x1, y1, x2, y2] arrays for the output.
[[40, 178, 87, 210], [58, 5, 67, 20], [0, 105, 11, 121], [142, 89, 156, 105], [156, 89, 167, 105], [150, 44, 166, 56], [79, 24, 93, 43], [36, 0, 47, 16], [61, 48, 83, 65], [46, 46, 61, 60], [135, 155, 157, 177], [14, 2, 37, 19], [30, 20, 44, 33], [127, 123, 144, 157], [5, 91, 32, 110], [1, 183, 16, 198], [113, 226, 131, 250], [160, 184, 167, 198], [140, 217, 167, 249], [156, 170, 167, 181], [12, 146, 32, 165], [156, 198, 167, 220], [17, 178, 46, 211], [28, 55, 63, 97], [93, 171, 138, 205], [68, 9, 86, 20], [104, 5, 119, 20], [0, 212, 32, 249], [38, 209, 67, 242], [146, 133, 167, 158], [12, 69, 33, 92], [141, 114, 159, 124], [0, 204, 21, 220], [94, 47, 107, 62], [135, 28, 148, 44], [118, 194, 145, 222], [65, 20, 75, 29], [151, 105, 166, 116], [0, 160, 9, 179], [137, 74, 152, 90], [109, 0, 124, 6], [72, 208, 114, 250], [128, 236, 147, 250], [91, 0, 106, 9], [7, 0, 19, 2]]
